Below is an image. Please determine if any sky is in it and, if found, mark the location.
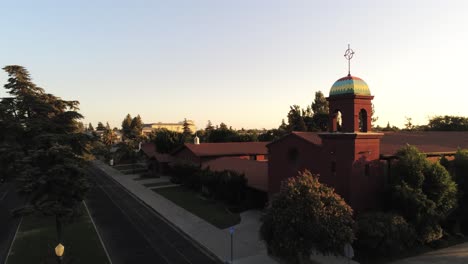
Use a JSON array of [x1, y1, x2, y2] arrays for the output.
[[1, 0, 467, 130]]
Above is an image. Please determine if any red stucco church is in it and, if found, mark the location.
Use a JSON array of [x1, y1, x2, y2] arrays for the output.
[[268, 72, 385, 212]]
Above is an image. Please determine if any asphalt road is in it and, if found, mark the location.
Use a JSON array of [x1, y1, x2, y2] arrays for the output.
[[0, 182, 24, 264], [85, 166, 221, 264]]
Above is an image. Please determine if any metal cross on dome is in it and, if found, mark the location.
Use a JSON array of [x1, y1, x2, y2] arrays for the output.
[[344, 44, 355, 76]]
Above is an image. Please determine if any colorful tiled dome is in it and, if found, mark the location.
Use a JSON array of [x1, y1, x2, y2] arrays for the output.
[[329, 75, 371, 96]]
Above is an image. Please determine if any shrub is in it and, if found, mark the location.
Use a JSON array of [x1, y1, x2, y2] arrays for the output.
[[388, 145, 457, 242], [260, 170, 354, 263], [454, 149, 468, 233], [355, 212, 417, 257], [169, 162, 199, 184]]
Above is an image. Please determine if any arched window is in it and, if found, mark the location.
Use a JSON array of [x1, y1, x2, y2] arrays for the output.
[[288, 148, 299, 163], [332, 110, 343, 132], [359, 109, 367, 132]]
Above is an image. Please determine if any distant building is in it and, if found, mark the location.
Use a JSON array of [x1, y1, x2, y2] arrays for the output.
[[142, 120, 196, 136]]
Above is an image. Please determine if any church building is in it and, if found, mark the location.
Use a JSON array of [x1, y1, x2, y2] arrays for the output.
[[268, 46, 386, 212]]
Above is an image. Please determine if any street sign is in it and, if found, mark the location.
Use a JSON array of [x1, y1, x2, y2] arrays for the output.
[[229, 227, 235, 235]]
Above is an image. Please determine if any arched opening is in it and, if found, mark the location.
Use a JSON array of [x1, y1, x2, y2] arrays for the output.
[[336, 111, 342, 132], [359, 109, 368, 132], [287, 147, 300, 167], [331, 110, 343, 132]]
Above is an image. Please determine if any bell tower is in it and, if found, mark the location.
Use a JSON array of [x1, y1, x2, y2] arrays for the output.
[[318, 45, 384, 212]]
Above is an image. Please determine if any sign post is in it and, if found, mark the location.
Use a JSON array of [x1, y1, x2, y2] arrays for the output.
[[229, 227, 235, 264]]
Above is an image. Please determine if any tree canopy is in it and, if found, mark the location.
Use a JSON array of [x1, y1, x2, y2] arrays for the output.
[[260, 170, 354, 263], [0, 65, 91, 241], [388, 145, 457, 242]]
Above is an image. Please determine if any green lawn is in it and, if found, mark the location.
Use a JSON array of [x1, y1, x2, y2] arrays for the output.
[[154, 186, 240, 229], [6, 203, 109, 264]]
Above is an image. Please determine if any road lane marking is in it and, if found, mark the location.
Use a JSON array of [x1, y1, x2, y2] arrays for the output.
[[3, 217, 23, 264], [83, 200, 113, 264]]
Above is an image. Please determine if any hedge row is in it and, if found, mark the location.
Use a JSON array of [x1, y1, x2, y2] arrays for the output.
[[169, 163, 247, 205]]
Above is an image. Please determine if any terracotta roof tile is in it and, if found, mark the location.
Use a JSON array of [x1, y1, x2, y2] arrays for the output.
[[380, 131, 468, 155], [203, 157, 268, 192], [291, 132, 322, 145], [176, 142, 269, 157], [140, 142, 173, 163]]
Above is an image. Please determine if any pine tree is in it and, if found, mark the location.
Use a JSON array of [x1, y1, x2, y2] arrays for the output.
[[121, 113, 132, 139], [96, 122, 105, 131], [130, 115, 143, 139], [88, 123, 94, 131]]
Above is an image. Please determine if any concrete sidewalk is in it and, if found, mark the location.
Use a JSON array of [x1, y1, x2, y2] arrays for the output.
[[93, 160, 358, 264], [390, 242, 468, 264]]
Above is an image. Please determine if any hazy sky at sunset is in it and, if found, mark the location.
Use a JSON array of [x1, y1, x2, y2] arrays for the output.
[[1, 0, 467, 130]]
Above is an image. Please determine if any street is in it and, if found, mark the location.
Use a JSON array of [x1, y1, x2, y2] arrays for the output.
[[0, 182, 24, 264], [85, 165, 221, 264]]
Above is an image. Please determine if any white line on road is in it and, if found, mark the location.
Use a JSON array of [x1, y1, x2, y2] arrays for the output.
[[0, 190, 9, 202], [3, 217, 23, 264], [83, 200, 113, 264]]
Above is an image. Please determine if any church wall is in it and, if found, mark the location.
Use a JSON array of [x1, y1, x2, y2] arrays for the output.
[[173, 148, 201, 165], [267, 135, 322, 196]]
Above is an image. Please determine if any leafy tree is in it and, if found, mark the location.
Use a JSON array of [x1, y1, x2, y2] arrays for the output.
[[388, 145, 457, 242], [404, 117, 414, 131], [371, 103, 378, 126], [96, 122, 106, 131], [182, 118, 192, 141], [130, 115, 143, 139], [219, 122, 228, 130], [88, 123, 94, 132], [453, 149, 468, 233], [151, 128, 184, 153], [102, 128, 116, 146], [279, 119, 288, 131], [206, 122, 239, 142], [311, 91, 328, 115], [260, 170, 354, 263], [427, 115, 468, 131], [121, 113, 133, 139], [355, 212, 417, 257], [206, 120, 215, 131], [258, 129, 287, 142], [287, 105, 307, 132]]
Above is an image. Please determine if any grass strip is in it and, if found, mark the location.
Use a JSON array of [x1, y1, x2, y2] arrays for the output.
[[153, 186, 240, 229], [6, 204, 110, 264]]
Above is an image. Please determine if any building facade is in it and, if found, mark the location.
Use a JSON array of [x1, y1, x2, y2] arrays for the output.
[[142, 120, 196, 135]]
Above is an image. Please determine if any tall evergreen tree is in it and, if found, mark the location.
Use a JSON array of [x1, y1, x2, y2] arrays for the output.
[[1, 65, 90, 245], [88, 123, 94, 131], [121, 113, 132, 139], [96, 122, 105, 131], [130, 115, 143, 138]]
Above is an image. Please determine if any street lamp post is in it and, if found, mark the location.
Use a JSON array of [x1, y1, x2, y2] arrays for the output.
[[55, 243, 64, 264]]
